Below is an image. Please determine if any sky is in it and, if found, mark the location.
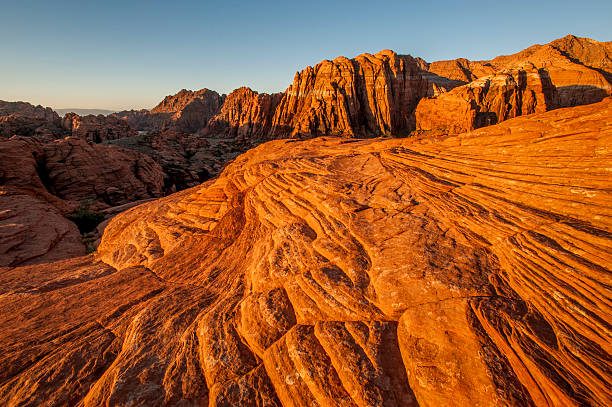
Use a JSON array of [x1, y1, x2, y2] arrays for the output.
[[1, 0, 611, 111]]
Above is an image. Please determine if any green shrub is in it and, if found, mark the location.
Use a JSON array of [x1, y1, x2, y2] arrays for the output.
[[67, 201, 105, 234]]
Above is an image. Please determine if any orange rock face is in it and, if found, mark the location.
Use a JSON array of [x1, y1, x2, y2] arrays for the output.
[[1, 98, 609, 405], [111, 36, 611, 143], [204, 87, 282, 145], [427, 35, 612, 108], [270, 50, 456, 138], [416, 65, 559, 133]]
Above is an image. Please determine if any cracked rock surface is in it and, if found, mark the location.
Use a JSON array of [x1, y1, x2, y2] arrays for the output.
[[0, 99, 611, 406]]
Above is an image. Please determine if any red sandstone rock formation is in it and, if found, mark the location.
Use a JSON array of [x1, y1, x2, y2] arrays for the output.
[[151, 88, 225, 133], [426, 35, 612, 107], [61, 113, 137, 143], [0, 100, 66, 141], [204, 87, 282, 145], [111, 109, 161, 132], [0, 100, 59, 121], [270, 50, 457, 138], [111, 36, 611, 143], [39, 137, 166, 206], [415, 65, 559, 133], [0, 115, 67, 141], [1, 99, 609, 406], [0, 136, 167, 265]]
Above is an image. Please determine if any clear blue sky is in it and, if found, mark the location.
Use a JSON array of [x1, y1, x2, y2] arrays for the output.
[[1, 0, 610, 110]]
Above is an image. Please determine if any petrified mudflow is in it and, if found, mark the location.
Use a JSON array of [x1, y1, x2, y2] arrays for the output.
[[1, 98, 610, 406]]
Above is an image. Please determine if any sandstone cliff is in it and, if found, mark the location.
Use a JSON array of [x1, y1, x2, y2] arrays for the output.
[[1, 98, 609, 406], [204, 87, 282, 145], [270, 50, 457, 138], [0, 100, 59, 121], [426, 35, 612, 108], [151, 88, 225, 133], [110, 36, 612, 142], [415, 65, 559, 133]]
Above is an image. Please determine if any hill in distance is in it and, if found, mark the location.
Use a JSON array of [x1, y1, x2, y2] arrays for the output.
[[55, 108, 117, 116]]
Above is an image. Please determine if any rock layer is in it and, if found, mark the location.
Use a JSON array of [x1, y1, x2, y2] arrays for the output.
[[1, 98, 610, 406]]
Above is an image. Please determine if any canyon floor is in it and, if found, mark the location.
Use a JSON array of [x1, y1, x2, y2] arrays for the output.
[[1, 98, 610, 406]]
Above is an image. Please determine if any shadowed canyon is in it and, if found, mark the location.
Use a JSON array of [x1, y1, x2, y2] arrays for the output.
[[0, 35, 611, 406]]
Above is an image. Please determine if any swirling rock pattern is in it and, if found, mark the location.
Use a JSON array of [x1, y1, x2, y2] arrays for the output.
[[1, 98, 610, 406]]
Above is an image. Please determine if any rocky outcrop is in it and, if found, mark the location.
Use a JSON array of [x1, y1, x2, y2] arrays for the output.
[[423, 58, 495, 84], [112, 89, 225, 134], [426, 35, 612, 108], [150, 88, 225, 133], [111, 36, 611, 143], [0, 138, 84, 266], [0, 135, 167, 265], [107, 129, 236, 191], [39, 137, 166, 207], [0, 100, 66, 141], [0, 100, 59, 121], [1, 98, 609, 406], [270, 50, 457, 138], [415, 65, 559, 133], [61, 113, 137, 143], [111, 109, 162, 132], [204, 87, 282, 145], [0, 115, 67, 141]]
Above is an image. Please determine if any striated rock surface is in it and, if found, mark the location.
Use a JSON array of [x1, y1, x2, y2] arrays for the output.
[[113, 36, 611, 143], [204, 87, 282, 145], [270, 50, 457, 138], [61, 113, 137, 143], [415, 65, 559, 133], [1, 99, 610, 406], [0, 138, 85, 266]]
